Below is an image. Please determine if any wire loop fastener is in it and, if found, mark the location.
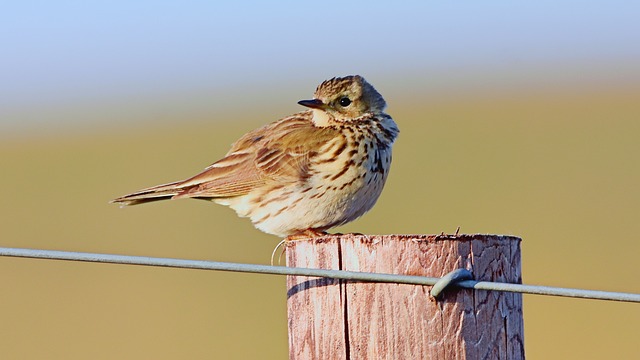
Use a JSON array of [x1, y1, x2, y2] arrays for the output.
[[430, 268, 474, 298]]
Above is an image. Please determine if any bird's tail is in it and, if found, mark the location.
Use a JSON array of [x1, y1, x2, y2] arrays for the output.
[[111, 181, 186, 206]]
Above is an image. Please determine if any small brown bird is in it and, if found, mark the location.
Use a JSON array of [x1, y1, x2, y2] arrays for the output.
[[112, 75, 399, 239]]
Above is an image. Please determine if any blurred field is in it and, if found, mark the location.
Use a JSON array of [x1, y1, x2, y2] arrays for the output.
[[1, 86, 639, 359]]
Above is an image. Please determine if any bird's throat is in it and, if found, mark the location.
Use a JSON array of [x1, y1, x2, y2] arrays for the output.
[[311, 108, 333, 127]]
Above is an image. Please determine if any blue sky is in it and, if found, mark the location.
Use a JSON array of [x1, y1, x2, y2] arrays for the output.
[[1, 1, 638, 131]]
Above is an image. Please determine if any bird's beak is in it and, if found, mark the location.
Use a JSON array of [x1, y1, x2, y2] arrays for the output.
[[298, 99, 326, 109]]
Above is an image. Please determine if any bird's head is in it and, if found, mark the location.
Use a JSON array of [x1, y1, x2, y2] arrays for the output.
[[298, 75, 386, 126]]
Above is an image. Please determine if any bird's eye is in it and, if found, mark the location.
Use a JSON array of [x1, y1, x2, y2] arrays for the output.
[[339, 97, 351, 107]]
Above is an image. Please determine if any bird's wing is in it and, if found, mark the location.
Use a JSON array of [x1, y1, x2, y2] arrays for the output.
[[111, 113, 340, 205], [173, 113, 338, 199]]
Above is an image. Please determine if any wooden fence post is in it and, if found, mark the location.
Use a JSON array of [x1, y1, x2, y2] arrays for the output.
[[285, 234, 524, 360]]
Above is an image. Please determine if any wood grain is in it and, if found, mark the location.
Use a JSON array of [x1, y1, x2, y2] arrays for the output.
[[286, 234, 524, 360]]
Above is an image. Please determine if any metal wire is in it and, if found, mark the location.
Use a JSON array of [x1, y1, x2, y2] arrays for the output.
[[1, 247, 639, 303]]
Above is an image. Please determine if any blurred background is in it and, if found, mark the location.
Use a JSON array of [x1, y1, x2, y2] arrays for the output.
[[1, 1, 639, 359]]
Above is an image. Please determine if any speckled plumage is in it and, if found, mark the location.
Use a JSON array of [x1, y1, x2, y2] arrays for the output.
[[112, 75, 399, 238]]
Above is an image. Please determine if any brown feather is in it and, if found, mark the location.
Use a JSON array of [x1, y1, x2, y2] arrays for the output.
[[111, 111, 339, 205]]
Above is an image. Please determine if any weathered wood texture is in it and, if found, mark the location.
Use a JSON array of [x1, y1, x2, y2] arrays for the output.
[[286, 234, 524, 360]]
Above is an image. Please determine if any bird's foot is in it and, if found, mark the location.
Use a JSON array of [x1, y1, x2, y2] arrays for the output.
[[285, 229, 329, 241]]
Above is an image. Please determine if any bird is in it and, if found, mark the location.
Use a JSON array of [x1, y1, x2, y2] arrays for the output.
[[111, 75, 399, 240]]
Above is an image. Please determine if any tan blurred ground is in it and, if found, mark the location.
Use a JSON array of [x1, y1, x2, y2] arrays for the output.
[[1, 85, 639, 359]]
